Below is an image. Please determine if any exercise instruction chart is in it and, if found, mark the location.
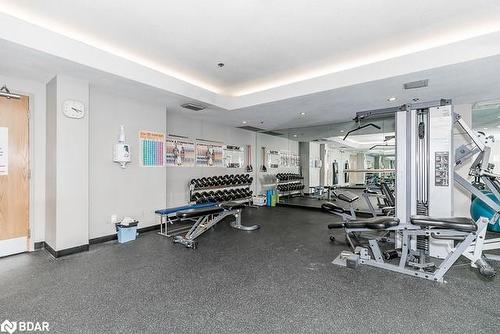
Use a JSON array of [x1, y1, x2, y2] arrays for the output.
[[139, 130, 165, 167]]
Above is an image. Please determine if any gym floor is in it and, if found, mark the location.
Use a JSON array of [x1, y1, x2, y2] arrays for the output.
[[0, 207, 498, 333]]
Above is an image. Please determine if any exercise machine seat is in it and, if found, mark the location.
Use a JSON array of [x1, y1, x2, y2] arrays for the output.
[[337, 191, 359, 203], [328, 217, 400, 230], [364, 189, 378, 195], [155, 202, 216, 215], [410, 215, 477, 233], [176, 206, 224, 219], [220, 202, 245, 210], [321, 202, 348, 214]]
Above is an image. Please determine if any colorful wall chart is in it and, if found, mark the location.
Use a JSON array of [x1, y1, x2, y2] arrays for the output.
[[139, 130, 165, 167], [165, 137, 195, 167]]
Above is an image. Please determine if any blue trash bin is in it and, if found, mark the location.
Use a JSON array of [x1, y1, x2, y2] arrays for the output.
[[115, 221, 139, 243]]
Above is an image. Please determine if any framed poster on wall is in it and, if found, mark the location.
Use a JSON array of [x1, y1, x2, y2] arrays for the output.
[[223, 145, 244, 168], [139, 130, 165, 167], [196, 142, 224, 167], [165, 137, 195, 167], [268, 150, 280, 169]]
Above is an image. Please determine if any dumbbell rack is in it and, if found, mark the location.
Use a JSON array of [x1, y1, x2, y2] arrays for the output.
[[276, 174, 304, 198], [189, 175, 253, 205]]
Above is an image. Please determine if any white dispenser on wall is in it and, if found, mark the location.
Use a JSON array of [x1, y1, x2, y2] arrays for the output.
[[113, 125, 131, 168]]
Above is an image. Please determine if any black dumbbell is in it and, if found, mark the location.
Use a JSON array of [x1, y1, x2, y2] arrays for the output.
[[198, 177, 208, 188], [216, 176, 224, 186], [213, 190, 222, 202]]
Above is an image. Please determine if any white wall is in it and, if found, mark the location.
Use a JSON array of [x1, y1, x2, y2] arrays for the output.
[[45, 75, 89, 250], [89, 89, 257, 239], [45, 78, 57, 248], [89, 89, 167, 238]]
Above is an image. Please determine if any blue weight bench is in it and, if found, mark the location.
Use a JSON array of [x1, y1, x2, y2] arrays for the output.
[[156, 202, 259, 249], [156, 202, 217, 238]]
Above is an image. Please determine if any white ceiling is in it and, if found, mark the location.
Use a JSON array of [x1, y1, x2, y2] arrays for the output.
[[1, 1, 500, 130], [2, 0, 500, 97]]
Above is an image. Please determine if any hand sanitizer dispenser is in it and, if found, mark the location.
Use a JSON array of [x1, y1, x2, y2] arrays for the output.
[[113, 125, 131, 168]]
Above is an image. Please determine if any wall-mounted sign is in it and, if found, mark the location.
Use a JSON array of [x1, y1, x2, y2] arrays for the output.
[[268, 150, 280, 169], [0, 127, 7, 175], [139, 130, 165, 167], [165, 137, 195, 167], [223, 145, 244, 168], [196, 142, 223, 167]]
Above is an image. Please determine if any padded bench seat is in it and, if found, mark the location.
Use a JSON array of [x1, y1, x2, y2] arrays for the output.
[[220, 201, 245, 210], [410, 215, 477, 233], [337, 191, 359, 203], [155, 202, 216, 215], [328, 217, 400, 230], [176, 206, 224, 219]]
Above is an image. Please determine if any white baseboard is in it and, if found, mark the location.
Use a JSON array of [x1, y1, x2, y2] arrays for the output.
[[0, 237, 28, 257]]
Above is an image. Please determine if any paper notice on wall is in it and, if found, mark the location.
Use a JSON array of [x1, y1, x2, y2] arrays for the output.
[[0, 127, 7, 175]]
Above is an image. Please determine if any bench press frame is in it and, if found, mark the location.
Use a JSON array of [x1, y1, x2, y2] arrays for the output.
[[174, 206, 259, 248], [333, 219, 487, 283], [156, 203, 259, 249]]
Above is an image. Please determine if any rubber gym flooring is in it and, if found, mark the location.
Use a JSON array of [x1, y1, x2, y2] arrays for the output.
[[0, 207, 499, 333]]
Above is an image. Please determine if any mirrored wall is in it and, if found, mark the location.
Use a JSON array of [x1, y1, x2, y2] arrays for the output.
[[472, 100, 500, 173]]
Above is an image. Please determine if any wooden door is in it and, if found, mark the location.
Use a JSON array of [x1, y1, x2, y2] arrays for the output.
[[0, 95, 29, 249]]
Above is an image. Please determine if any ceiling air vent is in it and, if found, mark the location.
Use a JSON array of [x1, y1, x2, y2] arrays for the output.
[[237, 126, 265, 132], [261, 131, 283, 136], [181, 103, 206, 111], [403, 79, 428, 90]]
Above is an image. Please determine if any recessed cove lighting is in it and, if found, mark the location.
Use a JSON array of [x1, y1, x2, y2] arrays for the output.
[[387, 97, 397, 102]]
